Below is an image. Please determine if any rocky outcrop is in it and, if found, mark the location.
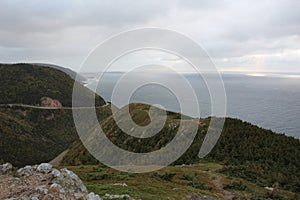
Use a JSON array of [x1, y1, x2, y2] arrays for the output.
[[0, 163, 12, 175], [0, 163, 101, 200], [40, 97, 62, 108]]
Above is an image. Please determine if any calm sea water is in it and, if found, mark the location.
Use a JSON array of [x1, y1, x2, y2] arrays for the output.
[[84, 72, 300, 138]]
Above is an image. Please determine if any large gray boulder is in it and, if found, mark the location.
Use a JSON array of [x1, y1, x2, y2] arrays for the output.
[[37, 163, 53, 173]]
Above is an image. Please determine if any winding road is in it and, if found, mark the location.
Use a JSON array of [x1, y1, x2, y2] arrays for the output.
[[0, 104, 107, 110]]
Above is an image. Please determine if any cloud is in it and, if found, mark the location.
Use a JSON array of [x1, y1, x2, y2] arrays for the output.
[[0, 0, 169, 32], [0, 0, 299, 72]]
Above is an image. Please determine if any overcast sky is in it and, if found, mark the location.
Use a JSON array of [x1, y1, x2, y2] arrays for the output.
[[0, 0, 299, 73]]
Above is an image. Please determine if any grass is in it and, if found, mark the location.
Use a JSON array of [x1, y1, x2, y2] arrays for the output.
[[61, 163, 222, 200], [59, 162, 300, 200]]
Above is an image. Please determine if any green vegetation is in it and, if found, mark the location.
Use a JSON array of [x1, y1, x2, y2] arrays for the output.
[[0, 104, 113, 167], [62, 104, 300, 194], [223, 180, 249, 191], [61, 164, 220, 200], [0, 63, 105, 166], [61, 163, 299, 200], [0, 107, 77, 167], [0, 63, 105, 107], [210, 118, 300, 193]]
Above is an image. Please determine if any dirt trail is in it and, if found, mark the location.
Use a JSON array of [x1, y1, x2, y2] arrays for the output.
[[210, 173, 235, 200], [49, 149, 69, 166]]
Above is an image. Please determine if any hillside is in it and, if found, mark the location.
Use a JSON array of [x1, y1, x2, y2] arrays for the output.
[[0, 63, 299, 198], [0, 63, 105, 107], [62, 104, 300, 195], [0, 107, 77, 167], [0, 104, 113, 167], [0, 63, 106, 167], [64, 162, 299, 200]]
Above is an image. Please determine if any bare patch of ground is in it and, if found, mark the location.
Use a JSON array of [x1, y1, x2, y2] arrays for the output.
[[49, 149, 69, 167]]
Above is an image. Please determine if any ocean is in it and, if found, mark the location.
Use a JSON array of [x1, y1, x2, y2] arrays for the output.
[[83, 72, 300, 138]]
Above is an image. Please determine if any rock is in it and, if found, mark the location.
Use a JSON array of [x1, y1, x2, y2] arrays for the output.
[[61, 168, 79, 180], [60, 168, 87, 193], [0, 163, 99, 200], [104, 193, 130, 199], [17, 165, 34, 177], [265, 186, 274, 191], [111, 183, 128, 187], [40, 97, 62, 108], [51, 168, 62, 179], [49, 183, 62, 193], [88, 192, 102, 200], [35, 186, 48, 195], [37, 163, 52, 173], [1, 163, 13, 175]]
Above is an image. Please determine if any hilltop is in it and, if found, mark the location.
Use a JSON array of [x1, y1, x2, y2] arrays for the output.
[[32, 63, 87, 83], [0, 63, 105, 107]]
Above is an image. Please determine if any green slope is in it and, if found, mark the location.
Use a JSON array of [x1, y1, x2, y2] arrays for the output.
[[0, 63, 106, 166], [63, 163, 299, 200], [0, 107, 77, 167], [62, 104, 300, 194], [0, 63, 105, 107], [0, 104, 113, 167]]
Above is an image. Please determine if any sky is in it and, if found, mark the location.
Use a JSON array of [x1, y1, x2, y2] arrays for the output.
[[0, 0, 300, 73]]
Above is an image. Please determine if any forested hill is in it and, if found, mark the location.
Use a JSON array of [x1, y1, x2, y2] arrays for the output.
[[0, 63, 105, 167], [62, 104, 300, 194], [0, 107, 78, 167], [0, 63, 105, 107]]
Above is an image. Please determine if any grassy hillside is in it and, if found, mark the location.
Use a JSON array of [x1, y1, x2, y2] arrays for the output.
[[0, 63, 105, 107], [62, 104, 300, 195], [63, 163, 299, 200]]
